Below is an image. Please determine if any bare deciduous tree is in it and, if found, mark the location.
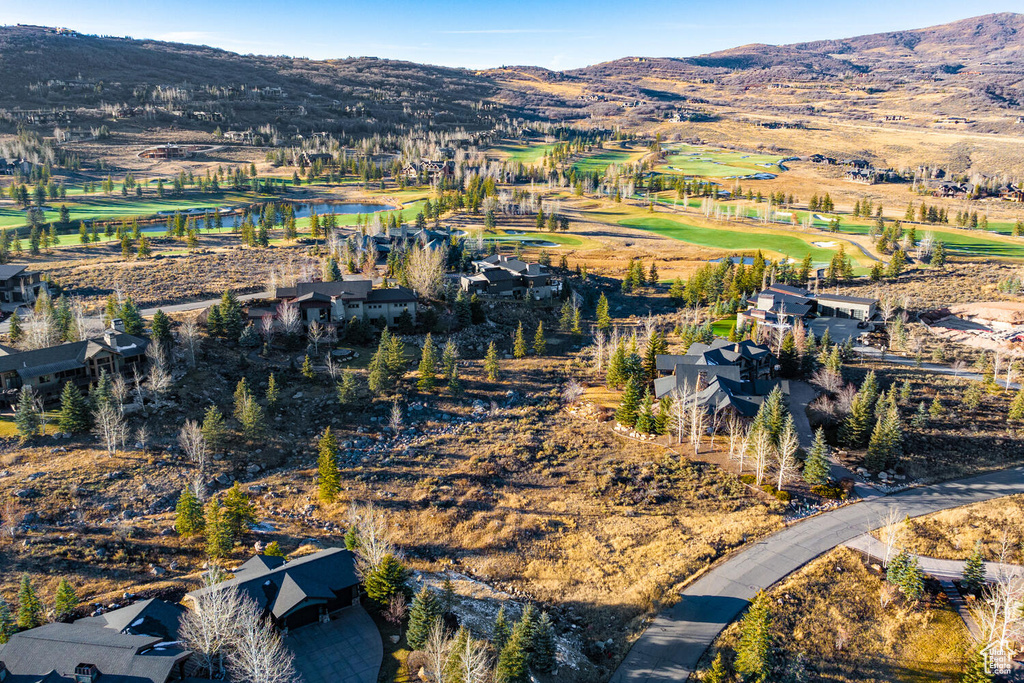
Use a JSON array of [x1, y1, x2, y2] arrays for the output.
[[179, 568, 246, 680], [457, 631, 491, 683], [178, 419, 209, 479], [307, 320, 325, 355], [226, 595, 297, 683], [775, 417, 800, 491], [389, 401, 403, 436], [407, 245, 445, 299], [147, 343, 172, 395], [277, 301, 301, 337], [669, 383, 693, 446], [423, 619, 451, 683], [688, 399, 706, 456], [876, 506, 905, 569], [561, 378, 584, 405], [749, 427, 773, 486], [258, 313, 275, 345], [179, 316, 202, 368], [346, 503, 397, 577], [93, 403, 126, 456]]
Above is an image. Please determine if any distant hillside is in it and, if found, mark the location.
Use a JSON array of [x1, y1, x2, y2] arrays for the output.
[[0, 24, 513, 137]]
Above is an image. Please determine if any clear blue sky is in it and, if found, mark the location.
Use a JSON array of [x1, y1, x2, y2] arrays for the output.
[[1, 0, 1020, 69]]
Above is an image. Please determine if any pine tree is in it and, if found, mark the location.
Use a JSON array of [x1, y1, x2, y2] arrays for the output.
[[0, 596, 13, 644], [512, 322, 527, 359], [735, 590, 772, 682], [204, 499, 232, 558], [264, 541, 286, 558], [962, 542, 987, 593], [494, 621, 530, 683], [616, 376, 642, 427], [151, 310, 173, 351], [174, 487, 205, 536], [344, 526, 360, 551], [485, 341, 500, 381], [14, 386, 40, 441], [53, 578, 79, 622], [635, 391, 655, 434], [301, 354, 315, 379], [930, 393, 945, 417], [317, 427, 341, 503], [803, 427, 831, 485], [222, 482, 255, 541], [364, 554, 408, 603], [866, 400, 902, 471], [779, 331, 798, 377], [265, 373, 279, 408], [58, 382, 91, 433], [899, 554, 924, 600], [532, 611, 557, 673], [201, 406, 225, 450], [960, 647, 994, 683], [417, 333, 439, 389], [1009, 388, 1024, 421], [8, 310, 22, 344], [705, 652, 729, 683], [596, 293, 611, 331], [533, 321, 546, 356], [493, 604, 512, 654], [406, 587, 442, 650], [16, 574, 42, 629]]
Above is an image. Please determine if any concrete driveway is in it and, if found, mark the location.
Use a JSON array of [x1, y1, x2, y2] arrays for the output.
[[806, 316, 867, 343], [287, 604, 382, 683], [610, 465, 1024, 683]]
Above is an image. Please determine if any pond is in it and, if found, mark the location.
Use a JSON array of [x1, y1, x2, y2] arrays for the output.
[[290, 202, 392, 219]]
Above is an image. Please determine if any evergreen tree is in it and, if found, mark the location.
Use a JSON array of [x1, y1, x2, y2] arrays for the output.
[[616, 376, 642, 427], [204, 499, 232, 559], [344, 526, 360, 551], [317, 427, 341, 503], [1009, 388, 1024, 421], [484, 341, 500, 381], [512, 322, 527, 359], [218, 290, 244, 341], [899, 553, 925, 600], [53, 578, 79, 622], [779, 331, 798, 377], [151, 310, 173, 351], [265, 373, 279, 408], [201, 406, 225, 450], [174, 487, 205, 536], [301, 354, 315, 379], [735, 590, 772, 682], [962, 542, 987, 593], [222, 482, 256, 540], [58, 382, 91, 433], [596, 293, 611, 331], [960, 647, 994, 683], [533, 321, 546, 356], [118, 297, 144, 336], [0, 596, 13, 644], [14, 386, 40, 441], [705, 653, 729, 683], [364, 554, 408, 603], [911, 400, 928, 428], [866, 401, 903, 471], [635, 391, 655, 434], [16, 574, 42, 629], [532, 611, 557, 674], [803, 427, 831, 485], [406, 587, 442, 650], [264, 541, 286, 558], [668, 277, 685, 304], [493, 604, 512, 654], [8, 310, 22, 344], [494, 621, 530, 683], [417, 334, 439, 389]]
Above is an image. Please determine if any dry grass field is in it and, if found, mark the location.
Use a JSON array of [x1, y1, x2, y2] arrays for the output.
[[694, 547, 971, 683]]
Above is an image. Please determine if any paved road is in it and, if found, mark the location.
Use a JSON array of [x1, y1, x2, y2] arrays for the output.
[[844, 532, 1023, 582], [609, 465, 1024, 683]]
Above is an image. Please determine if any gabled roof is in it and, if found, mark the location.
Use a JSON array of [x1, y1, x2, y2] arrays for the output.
[[0, 623, 190, 683], [74, 599, 185, 641], [0, 265, 28, 280], [0, 333, 149, 380], [187, 548, 359, 621]]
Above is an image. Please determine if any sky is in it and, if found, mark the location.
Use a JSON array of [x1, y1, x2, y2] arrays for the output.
[[0, 0, 1021, 70]]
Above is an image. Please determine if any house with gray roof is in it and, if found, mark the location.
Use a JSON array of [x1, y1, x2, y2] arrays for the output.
[[0, 330, 148, 407], [0, 265, 49, 308], [738, 283, 877, 330], [75, 599, 185, 642], [460, 254, 557, 300], [185, 548, 361, 632], [0, 622, 190, 683], [271, 277, 417, 328]]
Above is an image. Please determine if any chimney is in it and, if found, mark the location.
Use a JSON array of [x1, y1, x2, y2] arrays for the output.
[[74, 664, 99, 683]]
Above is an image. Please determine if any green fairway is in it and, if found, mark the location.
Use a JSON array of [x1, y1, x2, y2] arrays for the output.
[[620, 216, 847, 263], [816, 215, 1024, 259], [657, 144, 785, 178], [712, 315, 737, 337], [492, 142, 556, 165], [572, 150, 641, 175]]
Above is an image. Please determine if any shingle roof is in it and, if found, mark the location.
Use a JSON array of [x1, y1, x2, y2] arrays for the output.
[[0, 265, 28, 280], [0, 333, 149, 380], [187, 548, 359, 621], [815, 293, 877, 305], [365, 287, 417, 303], [74, 599, 185, 641], [0, 623, 190, 683]]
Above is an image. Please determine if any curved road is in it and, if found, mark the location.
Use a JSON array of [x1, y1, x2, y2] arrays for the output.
[[610, 465, 1024, 683]]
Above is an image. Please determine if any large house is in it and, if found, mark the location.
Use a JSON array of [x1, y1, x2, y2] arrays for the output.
[[460, 254, 558, 300], [185, 548, 361, 632], [0, 265, 49, 307], [738, 283, 877, 330], [662, 375, 789, 418], [0, 330, 149, 407], [0, 622, 191, 683], [74, 598, 185, 641], [653, 339, 776, 401], [269, 277, 418, 327]]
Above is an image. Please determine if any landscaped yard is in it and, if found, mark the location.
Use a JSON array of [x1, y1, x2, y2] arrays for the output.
[[657, 144, 785, 178]]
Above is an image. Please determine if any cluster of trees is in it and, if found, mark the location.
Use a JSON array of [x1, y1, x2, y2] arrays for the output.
[[807, 193, 835, 213], [837, 371, 904, 471], [174, 482, 256, 559], [0, 574, 79, 643], [620, 258, 658, 294]]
